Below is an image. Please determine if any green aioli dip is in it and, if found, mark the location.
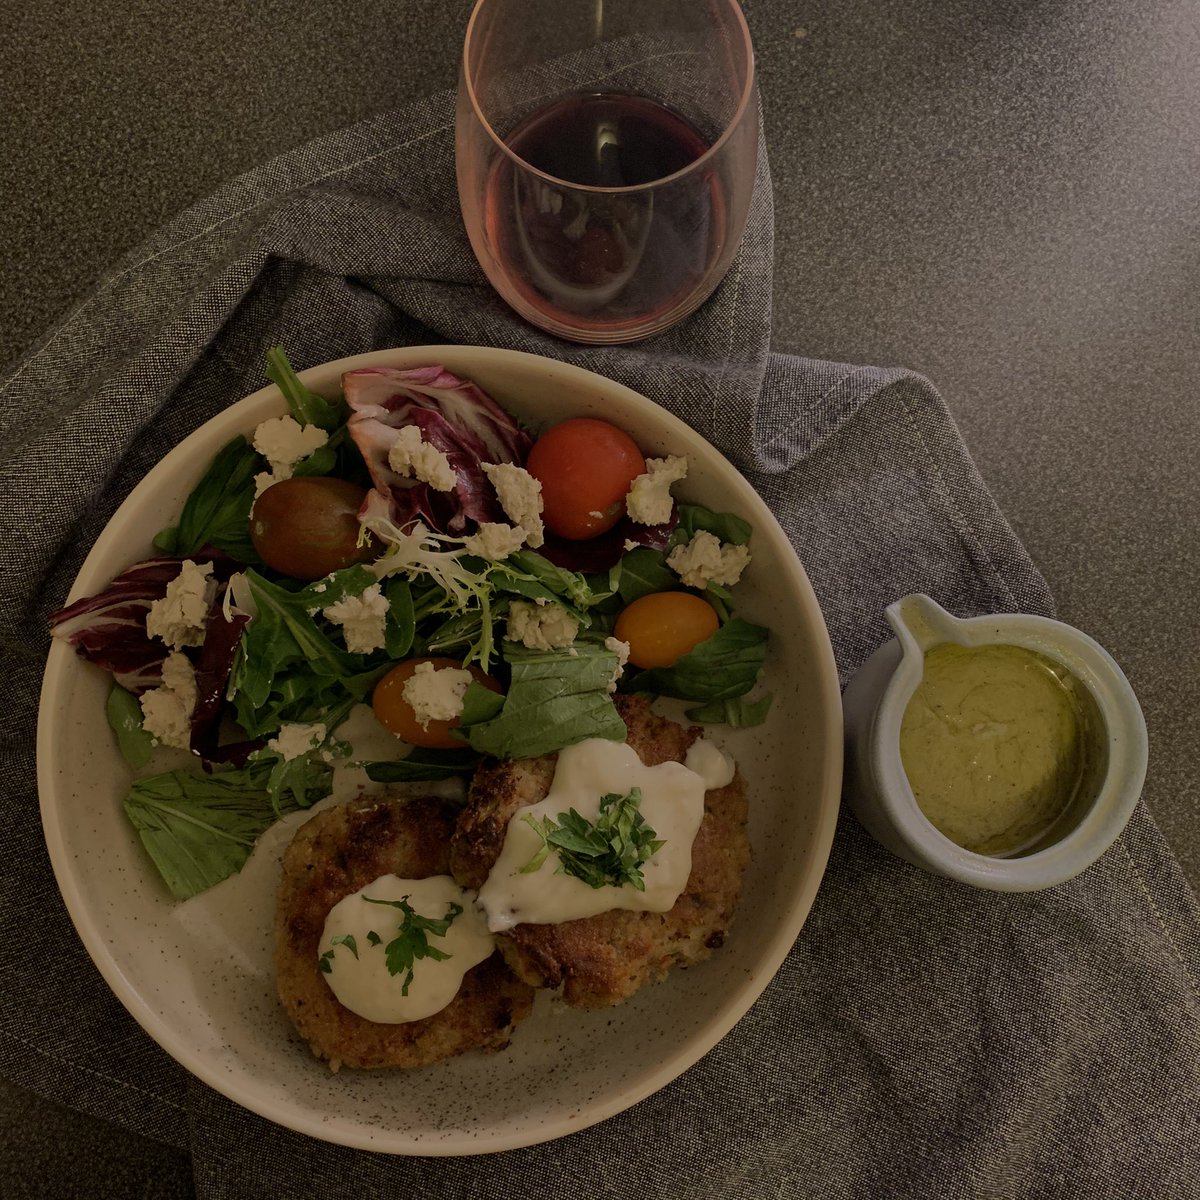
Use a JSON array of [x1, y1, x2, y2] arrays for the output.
[[899, 642, 1104, 856]]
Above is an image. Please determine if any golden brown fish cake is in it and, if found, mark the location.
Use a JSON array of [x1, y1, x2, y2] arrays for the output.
[[275, 794, 534, 1071], [450, 695, 750, 1008]]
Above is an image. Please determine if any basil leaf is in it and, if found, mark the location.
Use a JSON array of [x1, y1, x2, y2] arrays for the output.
[[625, 617, 768, 703], [461, 642, 625, 758], [123, 759, 329, 899]]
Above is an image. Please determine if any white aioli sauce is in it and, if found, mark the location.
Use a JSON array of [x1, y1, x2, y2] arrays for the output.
[[477, 737, 724, 933], [319, 874, 493, 1024]]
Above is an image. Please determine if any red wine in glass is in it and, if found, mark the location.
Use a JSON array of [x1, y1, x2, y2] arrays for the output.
[[484, 92, 726, 334]]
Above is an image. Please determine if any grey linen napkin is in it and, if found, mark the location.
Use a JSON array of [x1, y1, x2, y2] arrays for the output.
[[2, 89, 1199, 1199]]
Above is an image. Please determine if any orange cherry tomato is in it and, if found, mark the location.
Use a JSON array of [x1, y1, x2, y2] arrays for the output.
[[372, 656, 503, 749], [525, 417, 646, 540], [613, 592, 720, 670], [250, 476, 376, 581]]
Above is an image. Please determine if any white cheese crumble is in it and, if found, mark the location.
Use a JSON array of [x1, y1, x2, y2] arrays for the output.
[[268, 721, 327, 762], [483, 462, 545, 547], [387, 425, 457, 492], [323, 583, 390, 654], [146, 559, 216, 649], [463, 521, 528, 561], [507, 600, 579, 650], [139, 651, 197, 751], [604, 636, 631, 693], [626, 455, 688, 526], [252, 415, 329, 497], [401, 661, 474, 729], [666, 530, 752, 588]]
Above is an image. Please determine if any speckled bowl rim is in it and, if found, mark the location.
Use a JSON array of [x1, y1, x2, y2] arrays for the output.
[[37, 345, 843, 1154]]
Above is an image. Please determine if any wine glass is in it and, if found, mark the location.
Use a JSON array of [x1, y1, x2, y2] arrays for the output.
[[455, 0, 759, 345]]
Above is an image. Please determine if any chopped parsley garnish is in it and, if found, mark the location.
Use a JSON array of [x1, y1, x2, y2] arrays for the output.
[[519, 787, 664, 891], [318, 932, 359, 973], [362, 895, 463, 995]]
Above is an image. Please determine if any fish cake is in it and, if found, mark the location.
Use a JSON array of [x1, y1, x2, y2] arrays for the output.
[[450, 695, 750, 1008], [275, 794, 534, 1071]]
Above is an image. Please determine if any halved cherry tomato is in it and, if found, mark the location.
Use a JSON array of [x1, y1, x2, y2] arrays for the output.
[[372, 656, 502, 749], [250, 476, 376, 581], [613, 592, 720, 670], [526, 417, 646, 540]]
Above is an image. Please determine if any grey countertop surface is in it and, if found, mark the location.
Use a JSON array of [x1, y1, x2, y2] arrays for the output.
[[3, 0, 1198, 1194]]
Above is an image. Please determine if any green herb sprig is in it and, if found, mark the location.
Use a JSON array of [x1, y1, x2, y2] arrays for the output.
[[362, 896, 463, 995], [520, 787, 664, 892]]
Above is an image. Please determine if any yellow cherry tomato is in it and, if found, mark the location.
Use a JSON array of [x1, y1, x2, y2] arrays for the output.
[[613, 592, 720, 670], [372, 656, 502, 749]]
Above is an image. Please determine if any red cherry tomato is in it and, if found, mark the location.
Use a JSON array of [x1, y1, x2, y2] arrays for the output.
[[250, 476, 376, 581], [613, 592, 720, 669], [525, 418, 646, 540], [372, 656, 503, 749]]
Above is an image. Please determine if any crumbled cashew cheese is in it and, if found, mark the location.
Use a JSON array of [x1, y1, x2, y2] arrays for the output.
[[463, 522, 528, 561], [146, 560, 216, 649], [323, 584, 390, 654], [604, 636, 631, 693], [506, 600, 579, 650], [483, 463, 544, 547], [626, 455, 688, 525], [268, 721, 327, 762], [666, 530, 752, 588], [387, 425, 457, 491], [139, 651, 197, 751], [401, 661, 474, 729], [252, 415, 329, 496]]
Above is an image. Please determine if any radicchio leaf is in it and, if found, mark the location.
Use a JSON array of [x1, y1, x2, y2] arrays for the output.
[[190, 605, 252, 760], [536, 511, 677, 573], [49, 550, 240, 694], [343, 366, 534, 536]]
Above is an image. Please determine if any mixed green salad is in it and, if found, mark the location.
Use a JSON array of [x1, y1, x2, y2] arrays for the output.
[[50, 349, 770, 901]]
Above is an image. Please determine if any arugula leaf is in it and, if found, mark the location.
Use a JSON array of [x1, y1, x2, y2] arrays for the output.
[[252, 708, 353, 813], [265, 346, 347, 431], [363, 747, 481, 783], [460, 641, 626, 759], [123, 759, 330, 899], [625, 617, 768, 703], [685, 693, 774, 727], [363, 895, 462, 995], [499, 551, 604, 612], [154, 435, 261, 562], [106, 684, 155, 770], [229, 569, 388, 736], [520, 787, 663, 891]]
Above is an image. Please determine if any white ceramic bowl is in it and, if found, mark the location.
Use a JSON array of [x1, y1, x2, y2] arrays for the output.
[[37, 346, 843, 1154], [842, 593, 1147, 890]]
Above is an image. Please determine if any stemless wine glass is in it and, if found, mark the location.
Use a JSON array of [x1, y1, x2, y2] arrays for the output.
[[456, 0, 758, 344]]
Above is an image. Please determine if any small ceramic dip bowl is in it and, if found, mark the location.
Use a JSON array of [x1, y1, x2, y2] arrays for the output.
[[842, 594, 1147, 890]]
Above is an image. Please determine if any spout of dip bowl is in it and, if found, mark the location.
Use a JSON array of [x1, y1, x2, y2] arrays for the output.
[[841, 595, 1148, 891]]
